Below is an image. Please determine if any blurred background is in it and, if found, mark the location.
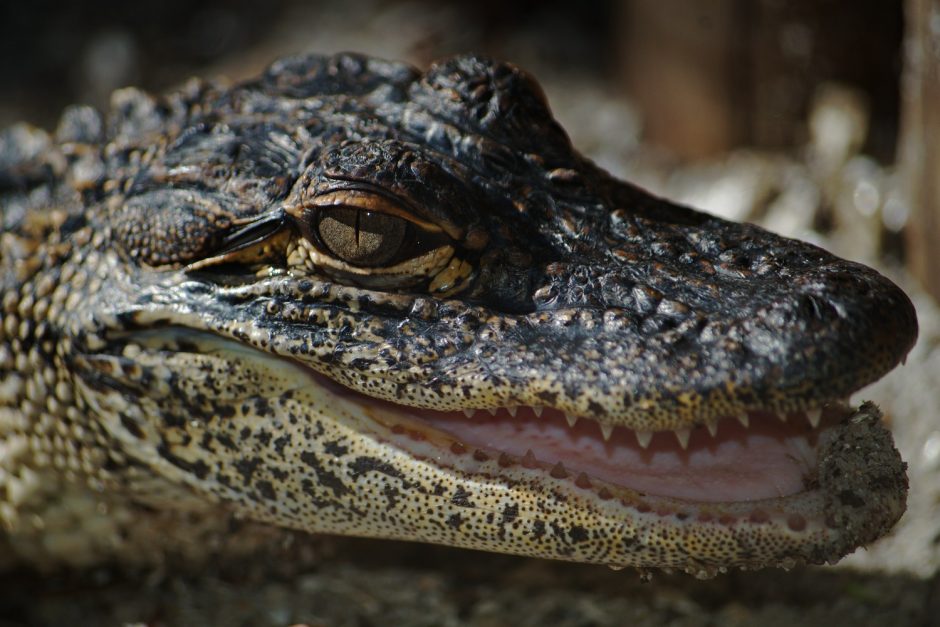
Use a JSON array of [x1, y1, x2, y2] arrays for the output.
[[1, 0, 933, 292], [2, 1, 939, 624]]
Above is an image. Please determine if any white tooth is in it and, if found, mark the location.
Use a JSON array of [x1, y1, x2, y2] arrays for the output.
[[550, 461, 568, 479], [777, 411, 788, 422], [506, 406, 518, 417], [532, 406, 544, 417], [807, 408, 822, 428], [675, 428, 691, 449], [487, 408, 498, 416], [635, 430, 653, 449], [522, 449, 538, 468], [462, 409, 475, 418], [706, 422, 718, 437], [565, 413, 579, 428], [600, 423, 614, 441], [736, 412, 750, 428]]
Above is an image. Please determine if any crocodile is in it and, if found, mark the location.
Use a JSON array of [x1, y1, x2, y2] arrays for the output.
[[0, 52, 917, 578]]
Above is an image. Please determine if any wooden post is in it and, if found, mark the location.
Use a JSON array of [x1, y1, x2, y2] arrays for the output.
[[902, 0, 940, 302], [618, 1, 902, 160], [618, 0, 745, 159]]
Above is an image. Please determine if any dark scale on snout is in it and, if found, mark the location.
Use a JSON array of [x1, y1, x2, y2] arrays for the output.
[[0, 52, 916, 574]]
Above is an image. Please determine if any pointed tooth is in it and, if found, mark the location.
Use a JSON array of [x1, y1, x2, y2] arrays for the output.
[[487, 408, 498, 416], [599, 423, 614, 441], [706, 422, 718, 437], [565, 413, 579, 428], [806, 408, 822, 428], [506, 405, 518, 417], [522, 449, 538, 468], [575, 472, 592, 489], [550, 461, 569, 479], [462, 409, 475, 418], [675, 428, 691, 449], [777, 411, 788, 422], [635, 430, 653, 449], [532, 405, 544, 417], [736, 412, 750, 428]]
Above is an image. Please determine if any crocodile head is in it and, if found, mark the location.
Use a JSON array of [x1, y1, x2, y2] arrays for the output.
[[5, 53, 916, 576]]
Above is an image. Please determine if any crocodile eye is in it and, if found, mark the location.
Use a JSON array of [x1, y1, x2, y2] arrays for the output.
[[315, 206, 409, 267], [284, 188, 475, 294], [291, 189, 454, 274]]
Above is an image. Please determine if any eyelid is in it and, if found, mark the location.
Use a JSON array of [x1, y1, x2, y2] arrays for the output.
[[306, 190, 445, 234]]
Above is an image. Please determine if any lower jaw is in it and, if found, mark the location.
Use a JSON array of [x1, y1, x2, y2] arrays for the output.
[[354, 399, 904, 576], [352, 395, 905, 545]]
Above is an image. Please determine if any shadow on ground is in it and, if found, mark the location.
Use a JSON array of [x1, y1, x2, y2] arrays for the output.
[[1, 536, 937, 627]]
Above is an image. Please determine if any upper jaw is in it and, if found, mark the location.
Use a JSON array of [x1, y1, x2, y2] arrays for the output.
[[172, 251, 917, 436]]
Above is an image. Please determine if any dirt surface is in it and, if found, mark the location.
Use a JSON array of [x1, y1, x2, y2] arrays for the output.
[[0, 537, 935, 627]]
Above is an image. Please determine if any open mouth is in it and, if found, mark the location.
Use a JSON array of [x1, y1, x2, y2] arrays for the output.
[[321, 365, 859, 522], [121, 327, 907, 573], [374, 404, 848, 504], [332, 381, 906, 564]]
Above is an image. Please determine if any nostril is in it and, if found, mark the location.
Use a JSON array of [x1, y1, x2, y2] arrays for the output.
[[794, 293, 820, 321], [794, 293, 840, 323], [788, 263, 919, 373]]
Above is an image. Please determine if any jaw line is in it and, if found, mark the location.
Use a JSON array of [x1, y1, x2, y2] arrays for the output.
[[346, 389, 833, 517], [338, 387, 906, 571], [277, 347, 878, 533], [368, 403, 847, 503], [121, 326, 907, 574]]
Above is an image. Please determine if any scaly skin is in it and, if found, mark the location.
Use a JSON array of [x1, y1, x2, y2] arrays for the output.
[[0, 53, 916, 577]]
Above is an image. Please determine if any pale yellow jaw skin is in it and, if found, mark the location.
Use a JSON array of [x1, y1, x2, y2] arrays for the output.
[[72, 331, 906, 578]]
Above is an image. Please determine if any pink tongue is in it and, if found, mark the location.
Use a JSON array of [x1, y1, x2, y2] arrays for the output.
[[406, 409, 819, 502]]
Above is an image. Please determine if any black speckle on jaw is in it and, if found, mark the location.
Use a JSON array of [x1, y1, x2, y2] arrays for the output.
[[157, 444, 210, 481], [301, 451, 351, 498], [451, 487, 475, 508]]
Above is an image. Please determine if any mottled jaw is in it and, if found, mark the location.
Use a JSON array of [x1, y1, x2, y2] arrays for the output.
[[341, 386, 906, 572]]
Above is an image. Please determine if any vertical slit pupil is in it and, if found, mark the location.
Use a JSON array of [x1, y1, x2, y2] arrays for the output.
[[316, 206, 408, 266]]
